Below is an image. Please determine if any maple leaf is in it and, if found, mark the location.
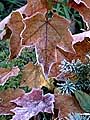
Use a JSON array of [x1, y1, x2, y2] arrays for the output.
[[68, 0, 90, 27], [23, 0, 47, 17], [55, 94, 84, 119], [23, 0, 58, 17], [11, 88, 55, 120], [0, 88, 25, 115], [48, 62, 60, 78], [83, 0, 90, 8], [0, 0, 57, 59], [56, 38, 90, 63], [49, 32, 90, 78], [0, 66, 20, 86], [7, 12, 24, 59], [0, 5, 26, 40], [0, 0, 54, 40], [21, 13, 74, 77], [20, 62, 47, 88], [20, 62, 55, 91]]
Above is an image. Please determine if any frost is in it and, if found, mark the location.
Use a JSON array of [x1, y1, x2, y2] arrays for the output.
[[11, 88, 55, 120]]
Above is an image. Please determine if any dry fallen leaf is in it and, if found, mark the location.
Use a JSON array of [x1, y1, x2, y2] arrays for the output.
[[20, 62, 47, 88], [0, 88, 25, 115], [21, 13, 74, 77], [57, 37, 90, 62], [0, 5, 26, 40], [49, 62, 60, 78], [83, 0, 90, 8], [68, 0, 90, 27], [0, 66, 20, 86], [55, 94, 84, 119], [11, 88, 55, 120], [49, 37, 90, 78], [23, 0, 47, 16], [7, 12, 24, 59], [23, 0, 57, 17]]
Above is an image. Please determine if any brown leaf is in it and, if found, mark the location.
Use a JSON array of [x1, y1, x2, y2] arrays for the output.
[[0, 66, 20, 86], [0, 88, 25, 115], [23, 0, 47, 16], [55, 94, 84, 119], [0, 5, 26, 40], [11, 88, 54, 120], [0, 0, 56, 40], [21, 13, 74, 77], [20, 62, 47, 88], [7, 12, 24, 59], [3, 27, 12, 40], [49, 37, 90, 77], [23, 0, 57, 17], [83, 0, 90, 8], [58, 38, 90, 62], [68, 1, 90, 26], [49, 62, 60, 78]]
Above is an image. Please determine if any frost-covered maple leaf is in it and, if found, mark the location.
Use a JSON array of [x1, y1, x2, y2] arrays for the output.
[[55, 94, 83, 119], [49, 36, 90, 78], [0, 66, 20, 86], [20, 62, 47, 88], [11, 88, 55, 120], [68, 0, 90, 27], [7, 12, 24, 59], [0, 88, 25, 115], [21, 12, 74, 77]]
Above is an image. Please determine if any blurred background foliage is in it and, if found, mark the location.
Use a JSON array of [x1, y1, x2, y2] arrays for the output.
[[0, 0, 27, 20]]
